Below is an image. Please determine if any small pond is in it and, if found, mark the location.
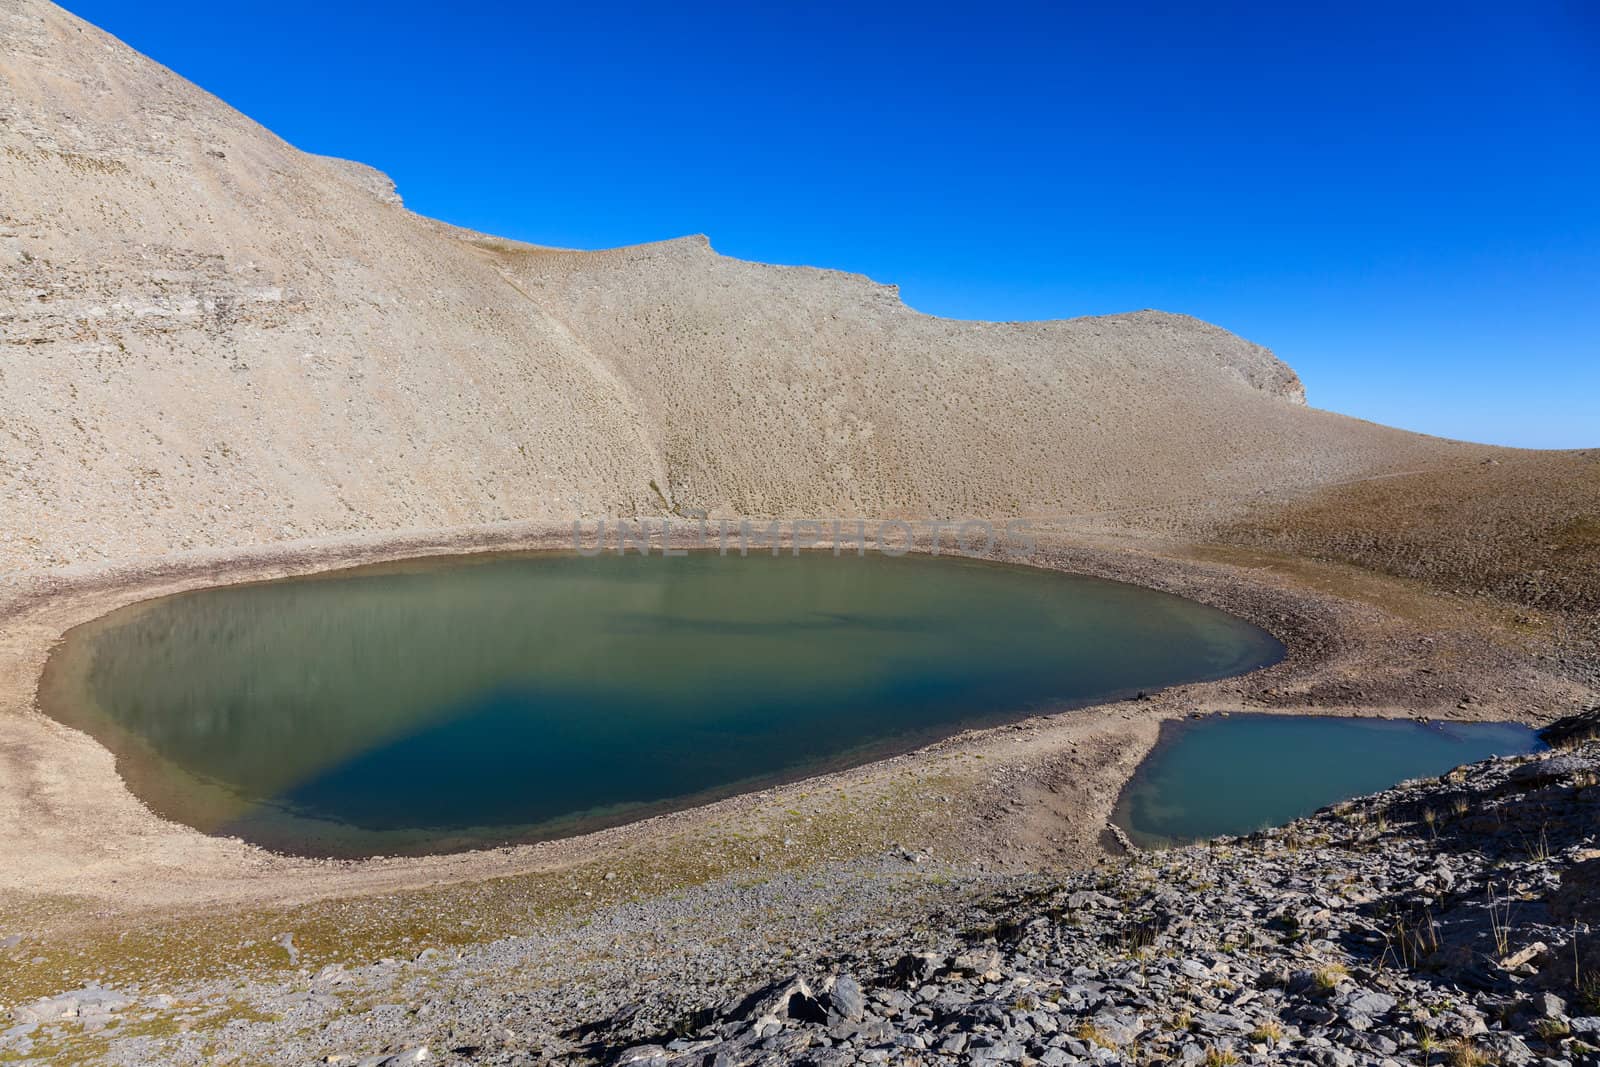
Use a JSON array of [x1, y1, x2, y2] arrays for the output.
[[41, 551, 1285, 857], [1113, 713, 1545, 847]]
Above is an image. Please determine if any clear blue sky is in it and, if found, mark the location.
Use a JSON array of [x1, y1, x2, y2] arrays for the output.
[[65, 2, 1599, 448]]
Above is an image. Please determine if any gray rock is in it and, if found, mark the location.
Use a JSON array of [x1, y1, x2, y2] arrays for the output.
[[798, 1051, 852, 1067], [1343, 991, 1397, 1018], [1195, 1011, 1252, 1033], [827, 976, 864, 1022], [1534, 992, 1568, 1018], [1483, 1032, 1536, 1066], [968, 1035, 1025, 1062], [1508, 754, 1598, 783], [377, 1050, 428, 1067], [14, 985, 131, 1025], [894, 952, 942, 985]]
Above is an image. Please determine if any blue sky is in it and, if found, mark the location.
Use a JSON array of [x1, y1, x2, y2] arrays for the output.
[[65, 2, 1599, 448]]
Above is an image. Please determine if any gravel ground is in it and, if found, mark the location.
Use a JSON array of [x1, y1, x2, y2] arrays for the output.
[[575, 725, 1600, 1067], [6, 717, 1599, 1066]]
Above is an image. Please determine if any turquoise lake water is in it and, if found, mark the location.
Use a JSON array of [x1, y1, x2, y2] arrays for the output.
[[42, 551, 1284, 856], [1113, 714, 1545, 847]]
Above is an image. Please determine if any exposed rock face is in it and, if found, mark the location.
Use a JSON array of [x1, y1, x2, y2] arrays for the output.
[[0, 0, 1504, 574]]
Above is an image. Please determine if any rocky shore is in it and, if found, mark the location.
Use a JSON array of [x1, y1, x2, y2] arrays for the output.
[[590, 732, 1600, 1067], [5, 716, 1597, 1066]]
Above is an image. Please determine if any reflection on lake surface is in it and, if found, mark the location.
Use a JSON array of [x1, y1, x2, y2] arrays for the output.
[[43, 552, 1284, 856]]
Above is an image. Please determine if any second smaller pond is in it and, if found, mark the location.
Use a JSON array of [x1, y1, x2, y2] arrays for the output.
[[1113, 714, 1545, 847]]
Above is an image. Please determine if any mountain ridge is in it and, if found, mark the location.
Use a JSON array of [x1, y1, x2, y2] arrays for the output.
[[0, 0, 1534, 575]]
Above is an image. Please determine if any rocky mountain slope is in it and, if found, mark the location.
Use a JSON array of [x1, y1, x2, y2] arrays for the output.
[[0, 0, 1528, 576], [4, 7, 1599, 1067]]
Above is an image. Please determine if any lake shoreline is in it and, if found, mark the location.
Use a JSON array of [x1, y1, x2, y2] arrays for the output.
[[33, 550, 1284, 860], [0, 520, 1589, 999], [1110, 713, 1547, 848]]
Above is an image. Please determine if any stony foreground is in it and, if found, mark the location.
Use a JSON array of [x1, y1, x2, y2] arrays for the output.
[[591, 731, 1600, 1067], [2, 716, 1597, 1066]]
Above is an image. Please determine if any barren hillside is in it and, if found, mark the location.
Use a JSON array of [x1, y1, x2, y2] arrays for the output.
[[0, 0, 1580, 576], [1213, 450, 1600, 613]]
